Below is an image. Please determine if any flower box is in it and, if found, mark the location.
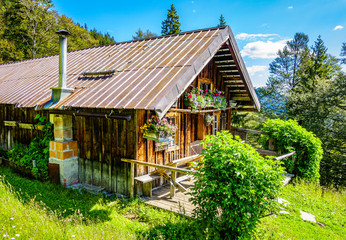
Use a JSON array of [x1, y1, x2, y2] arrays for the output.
[[143, 131, 173, 142], [184, 87, 227, 110]]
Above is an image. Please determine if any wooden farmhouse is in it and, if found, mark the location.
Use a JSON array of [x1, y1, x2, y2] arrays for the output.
[[0, 26, 260, 197]]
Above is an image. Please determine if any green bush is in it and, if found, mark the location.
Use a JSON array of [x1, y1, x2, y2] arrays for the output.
[[9, 114, 53, 179], [190, 131, 284, 239], [261, 119, 323, 183]]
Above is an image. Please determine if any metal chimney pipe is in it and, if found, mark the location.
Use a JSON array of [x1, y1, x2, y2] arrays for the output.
[[49, 29, 73, 104], [56, 29, 70, 88]]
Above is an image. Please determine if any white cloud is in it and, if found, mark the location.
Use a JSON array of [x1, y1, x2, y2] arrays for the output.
[[288, 6, 293, 9], [247, 66, 269, 87], [235, 33, 279, 40], [247, 65, 268, 76], [333, 25, 344, 31], [241, 39, 288, 59]]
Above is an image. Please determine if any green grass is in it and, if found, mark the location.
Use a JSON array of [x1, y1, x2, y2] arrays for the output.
[[255, 180, 346, 239], [0, 166, 201, 239], [0, 165, 345, 239]]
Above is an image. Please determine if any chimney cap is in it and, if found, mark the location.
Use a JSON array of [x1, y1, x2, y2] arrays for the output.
[[56, 29, 70, 36]]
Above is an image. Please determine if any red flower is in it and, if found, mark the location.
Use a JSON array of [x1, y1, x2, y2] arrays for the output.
[[188, 94, 192, 98], [204, 90, 207, 92], [202, 94, 205, 97]]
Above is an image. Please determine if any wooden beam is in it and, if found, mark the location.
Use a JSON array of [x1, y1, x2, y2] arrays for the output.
[[213, 54, 232, 57], [169, 107, 233, 114], [216, 64, 236, 68], [274, 151, 296, 161], [231, 127, 268, 135], [121, 158, 193, 174], [219, 70, 238, 73], [231, 97, 251, 101], [255, 148, 277, 156]]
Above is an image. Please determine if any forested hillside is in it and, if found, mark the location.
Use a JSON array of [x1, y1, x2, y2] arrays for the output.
[[0, 0, 115, 64]]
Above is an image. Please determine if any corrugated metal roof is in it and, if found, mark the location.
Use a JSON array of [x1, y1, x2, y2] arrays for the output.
[[0, 26, 260, 117]]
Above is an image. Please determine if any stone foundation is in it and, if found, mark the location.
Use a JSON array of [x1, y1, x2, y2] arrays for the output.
[[49, 114, 79, 186]]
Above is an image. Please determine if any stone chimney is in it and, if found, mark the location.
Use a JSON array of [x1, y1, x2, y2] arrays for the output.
[[51, 29, 73, 102]]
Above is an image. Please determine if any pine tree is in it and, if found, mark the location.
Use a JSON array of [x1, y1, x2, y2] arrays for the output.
[[340, 42, 345, 64], [132, 28, 157, 40], [217, 14, 226, 27], [161, 4, 181, 36]]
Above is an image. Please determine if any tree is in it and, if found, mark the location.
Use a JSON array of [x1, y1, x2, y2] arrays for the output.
[[217, 14, 226, 27], [341, 42, 346, 64], [132, 28, 157, 40], [161, 4, 181, 35], [3, 0, 58, 59], [58, 15, 99, 51]]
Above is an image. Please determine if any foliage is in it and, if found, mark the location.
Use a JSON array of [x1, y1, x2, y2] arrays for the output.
[[341, 42, 346, 64], [204, 114, 214, 125], [140, 116, 177, 136], [88, 27, 116, 45], [184, 87, 227, 110], [0, 148, 9, 159], [287, 72, 346, 187], [132, 28, 157, 40], [190, 131, 284, 239], [0, 0, 115, 64], [261, 119, 323, 183], [58, 16, 99, 51], [217, 14, 226, 27], [258, 33, 344, 188], [9, 114, 53, 179], [161, 4, 181, 35]]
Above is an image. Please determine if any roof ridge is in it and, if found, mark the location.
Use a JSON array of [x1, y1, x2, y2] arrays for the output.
[[0, 26, 227, 67]]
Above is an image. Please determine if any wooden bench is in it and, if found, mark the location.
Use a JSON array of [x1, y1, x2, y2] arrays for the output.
[[123, 154, 201, 198], [135, 174, 162, 197]]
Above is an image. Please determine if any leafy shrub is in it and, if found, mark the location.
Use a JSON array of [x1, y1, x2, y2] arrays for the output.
[[190, 131, 284, 239], [9, 114, 53, 179], [0, 149, 9, 159], [261, 119, 323, 183]]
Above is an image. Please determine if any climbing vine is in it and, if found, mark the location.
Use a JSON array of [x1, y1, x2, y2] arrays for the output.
[[9, 114, 53, 179], [261, 119, 323, 183]]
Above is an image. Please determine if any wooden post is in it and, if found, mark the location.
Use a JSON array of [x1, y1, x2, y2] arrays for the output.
[[269, 137, 275, 151], [130, 162, 134, 198], [170, 163, 177, 198]]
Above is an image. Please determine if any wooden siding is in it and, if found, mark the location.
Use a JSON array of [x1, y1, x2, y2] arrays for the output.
[[74, 109, 136, 196], [0, 104, 48, 150], [136, 59, 232, 186]]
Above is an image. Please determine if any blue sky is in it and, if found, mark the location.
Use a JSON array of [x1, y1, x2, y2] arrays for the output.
[[54, 0, 346, 87]]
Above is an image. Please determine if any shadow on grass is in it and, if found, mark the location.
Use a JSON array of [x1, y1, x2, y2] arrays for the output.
[[0, 165, 115, 222]]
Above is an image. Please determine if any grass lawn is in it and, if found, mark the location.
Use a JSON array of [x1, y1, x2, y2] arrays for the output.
[[0, 165, 345, 239]]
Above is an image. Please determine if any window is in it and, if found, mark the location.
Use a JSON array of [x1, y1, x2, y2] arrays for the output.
[[200, 82, 211, 92]]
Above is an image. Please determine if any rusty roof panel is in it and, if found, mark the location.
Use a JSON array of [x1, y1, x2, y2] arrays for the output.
[[0, 26, 260, 116]]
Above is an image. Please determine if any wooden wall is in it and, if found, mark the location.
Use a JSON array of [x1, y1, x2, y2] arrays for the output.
[[136, 59, 231, 185], [74, 108, 136, 196], [0, 104, 48, 150]]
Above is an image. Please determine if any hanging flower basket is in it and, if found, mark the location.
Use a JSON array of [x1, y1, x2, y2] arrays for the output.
[[204, 114, 214, 126], [140, 117, 177, 142], [143, 131, 173, 142]]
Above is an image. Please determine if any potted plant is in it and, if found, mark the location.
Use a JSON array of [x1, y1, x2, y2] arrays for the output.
[[204, 114, 214, 126], [140, 117, 177, 142]]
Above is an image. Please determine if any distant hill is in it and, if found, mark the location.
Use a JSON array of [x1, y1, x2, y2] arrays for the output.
[[0, 0, 115, 64]]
